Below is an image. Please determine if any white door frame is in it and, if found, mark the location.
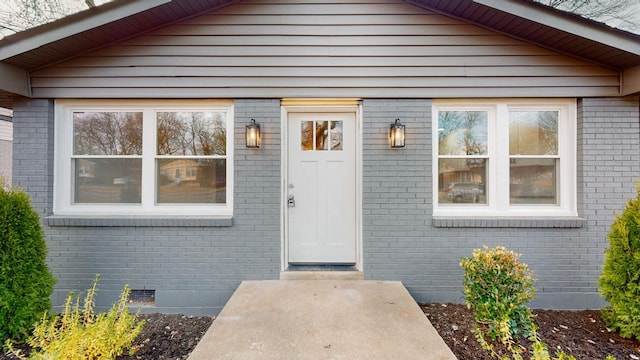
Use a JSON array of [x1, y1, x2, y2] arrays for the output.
[[281, 101, 363, 271]]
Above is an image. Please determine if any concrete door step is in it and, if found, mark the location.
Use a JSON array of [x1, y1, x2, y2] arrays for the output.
[[280, 264, 364, 280], [188, 280, 457, 359], [280, 270, 364, 280]]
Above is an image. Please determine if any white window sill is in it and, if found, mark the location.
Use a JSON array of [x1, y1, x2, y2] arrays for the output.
[[45, 215, 233, 227], [432, 216, 585, 228]]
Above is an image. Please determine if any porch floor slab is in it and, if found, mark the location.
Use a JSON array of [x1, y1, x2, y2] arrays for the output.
[[187, 280, 457, 359]]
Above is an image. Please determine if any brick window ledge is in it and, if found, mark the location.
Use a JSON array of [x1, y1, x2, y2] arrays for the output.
[[45, 215, 233, 227], [432, 217, 585, 228]]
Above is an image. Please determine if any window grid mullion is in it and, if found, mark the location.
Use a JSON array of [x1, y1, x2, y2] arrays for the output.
[[142, 109, 157, 209], [494, 104, 509, 211]]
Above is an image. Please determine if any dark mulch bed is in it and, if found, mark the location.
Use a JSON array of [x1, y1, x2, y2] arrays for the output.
[[118, 314, 213, 359], [3, 305, 640, 359], [422, 303, 640, 360], [1, 314, 213, 360]]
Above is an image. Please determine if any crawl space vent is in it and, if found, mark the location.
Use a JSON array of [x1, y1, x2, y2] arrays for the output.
[[129, 289, 155, 306]]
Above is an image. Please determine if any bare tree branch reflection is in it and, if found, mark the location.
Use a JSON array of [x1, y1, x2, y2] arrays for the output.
[[72, 110, 228, 204], [157, 112, 226, 156], [438, 111, 488, 156], [73, 112, 142, 155]]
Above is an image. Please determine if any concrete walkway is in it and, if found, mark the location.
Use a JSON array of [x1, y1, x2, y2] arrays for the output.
[[188, 280, 457, 359]]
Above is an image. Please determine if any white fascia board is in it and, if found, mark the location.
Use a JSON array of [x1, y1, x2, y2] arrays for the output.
[[0, 63, 30, 96], [474, 0, 640, 56], [623, 65, 640, 96], [0, 0, 171, 61]]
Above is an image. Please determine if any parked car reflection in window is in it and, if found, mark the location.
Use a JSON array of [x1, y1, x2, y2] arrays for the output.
[[444, 182, 484, 203]]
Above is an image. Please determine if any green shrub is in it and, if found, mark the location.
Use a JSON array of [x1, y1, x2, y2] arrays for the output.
[[461, 246, 537, 340], [8, 275, 145, 360], [462, 246, 617, 360], [0, 186, 56, 344], [461, 246, 540, 359], [598, 185, 640, 340]]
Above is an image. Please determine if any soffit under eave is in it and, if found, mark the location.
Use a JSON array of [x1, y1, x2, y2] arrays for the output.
[[473, 0, 640, 56], [0, 0, 171, 63]]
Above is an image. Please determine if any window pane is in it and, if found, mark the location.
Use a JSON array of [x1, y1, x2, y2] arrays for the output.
[[509, 110, 558, 155], [302, 121, 344, 151], [301, 121, 314, 151], [73, 112, 142, 155], [438, 111, 488, 155], [316, 121, 329, 151], [510, 158, 557, 204], [74, 159, 141, 203], [438, 158, 487, 204], [330, 121, 343, 151], [157, 159, 226, 204], [157, 112, 226, 156]]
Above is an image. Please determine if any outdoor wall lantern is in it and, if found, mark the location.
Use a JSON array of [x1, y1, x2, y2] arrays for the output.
[[389, 118, 405, 148], [246, 119, 261, 149]]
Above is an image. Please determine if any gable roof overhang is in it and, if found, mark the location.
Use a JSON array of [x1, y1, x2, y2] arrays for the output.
[[410, 0, 640, 95], [0, 0, 639, 108]]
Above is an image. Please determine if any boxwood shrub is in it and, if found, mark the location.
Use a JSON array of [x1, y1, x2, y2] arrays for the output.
[[0, 186, 56, 344], [599, 186, 640, 341]]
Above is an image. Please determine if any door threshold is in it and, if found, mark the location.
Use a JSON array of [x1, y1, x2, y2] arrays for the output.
[[280, 265, 364, 280], [287, 264, 358, 271]]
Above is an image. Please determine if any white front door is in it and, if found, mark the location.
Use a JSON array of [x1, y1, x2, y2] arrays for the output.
[[287, 112, 357, 264]]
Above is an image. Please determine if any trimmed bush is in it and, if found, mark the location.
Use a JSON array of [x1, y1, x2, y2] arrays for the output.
[[599, 186, 640, 340], [461, 246, 538, 359], [0, 186, 56, 344], [461, 246, 537, 338], [462, 246, 616, 360]]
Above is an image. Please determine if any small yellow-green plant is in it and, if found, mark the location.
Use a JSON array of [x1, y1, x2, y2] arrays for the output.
[[7, 275, 144, 360]]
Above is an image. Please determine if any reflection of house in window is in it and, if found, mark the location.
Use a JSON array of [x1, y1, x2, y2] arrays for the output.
[[77, 160, 96, 179], [159, 159, 199, 183], [439, 159, 485, 190], [156, 158, 226, 203]]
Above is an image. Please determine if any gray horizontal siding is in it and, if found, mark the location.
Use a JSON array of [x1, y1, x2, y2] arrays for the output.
[[30, 0, 620, 99], [0, 120, 11, 141], [33, 66, 616, 78]]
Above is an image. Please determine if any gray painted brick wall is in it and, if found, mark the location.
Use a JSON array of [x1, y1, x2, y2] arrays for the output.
[[12, 99, 282, 315], [11, 96, 640, 313], [362, 97, 640, 309], [12, 99, 54, 215]]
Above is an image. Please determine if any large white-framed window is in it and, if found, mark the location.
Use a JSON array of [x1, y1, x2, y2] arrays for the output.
[[433, 99, 576, 217], [54, 100, 233, 216]]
